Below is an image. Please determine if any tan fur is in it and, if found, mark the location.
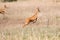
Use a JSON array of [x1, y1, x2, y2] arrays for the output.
[[23, 7, 40, 28]]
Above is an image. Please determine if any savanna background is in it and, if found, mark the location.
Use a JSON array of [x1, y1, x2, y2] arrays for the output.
[[0, 0, 60, 40]]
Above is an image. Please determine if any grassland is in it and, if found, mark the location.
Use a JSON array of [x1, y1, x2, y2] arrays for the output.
[[0, 1, 60, 40]]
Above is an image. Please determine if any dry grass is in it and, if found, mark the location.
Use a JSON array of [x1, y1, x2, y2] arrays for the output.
[[0, 1, 60, 40]]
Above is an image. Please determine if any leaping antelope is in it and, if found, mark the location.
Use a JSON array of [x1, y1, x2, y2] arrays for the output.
[[23, 7, 40, 28]]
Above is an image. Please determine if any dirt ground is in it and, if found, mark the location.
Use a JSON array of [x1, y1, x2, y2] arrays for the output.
[[0, 1, 60, 40]]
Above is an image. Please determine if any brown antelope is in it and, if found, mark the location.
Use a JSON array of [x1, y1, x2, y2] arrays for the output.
[[0, 5, 7, 14], [23, 7, 40, 28], [0, 5, 8, 19]]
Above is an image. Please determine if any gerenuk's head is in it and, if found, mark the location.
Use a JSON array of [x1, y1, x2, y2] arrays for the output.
[[35, 7, 40, 12]]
